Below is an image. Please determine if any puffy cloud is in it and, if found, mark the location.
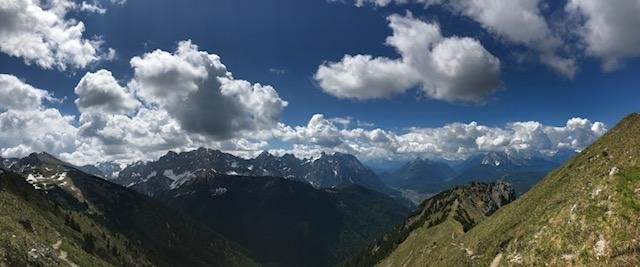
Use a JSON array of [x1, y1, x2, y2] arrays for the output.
[[420, 37, 501, 102], [0, 108, 77, 158], [0, 73, 607, 165], [350, 0, 577, 77], [314, 13, 501, 103], [0, 0, 111, 70], [444, 0, 549, 45], [0, 74, 76, 158], [447, 0, 577, 77], [544, 117, 606, 151], [315, 55, 417, 100], [280, 114, 345, 147], [76, 108, 190, 157], [328, 116, 352, 129], [0, 39, 288, 165], [271, 114, 606, 161], [128, 40, 288, 139], [66, 107, 270, 165], [62, 40, 288, 163], [566, 0, 640, 70], [352, 0, 393, 6], [0, 74, 55, 110], [0, 49, 608, 167], [74, 70, 140, 114]]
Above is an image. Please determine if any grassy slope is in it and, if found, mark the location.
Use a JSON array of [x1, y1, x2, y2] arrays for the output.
[[67, 171, 257, 267], [378, 219, 463, 267], [0, 170, 134, 266], [0, 167, 257, 267], [432, 113, 640, 266], [343, 182, 513, 267], [377, 183, 509, 266]]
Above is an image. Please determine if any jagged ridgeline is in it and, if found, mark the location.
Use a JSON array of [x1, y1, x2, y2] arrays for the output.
[[344, 181, 515, 266], [0, 155, 256, 266], [0, 150, 409, 267], [349, 112, 640, 266]]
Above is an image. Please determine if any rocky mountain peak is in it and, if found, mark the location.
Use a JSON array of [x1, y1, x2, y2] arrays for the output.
[[21, 151, 68, 167], [115, 148, 395, 197], [480, 151, 507, 166], [165, 150, 179, 157], [255, 150, 275, 161], [280, 153, 298, 161]]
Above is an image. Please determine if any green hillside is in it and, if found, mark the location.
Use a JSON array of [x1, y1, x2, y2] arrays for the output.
[[391, 112, 640, 266], [0, 163, 256, 266], [343, 181, 515, 266]]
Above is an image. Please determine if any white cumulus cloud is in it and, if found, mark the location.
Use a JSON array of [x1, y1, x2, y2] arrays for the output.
[[67, 40, 288, 163], [566, 0, 640, 71], [315, 13, 501, 103], [0, 74, 56, 110], [0, 0, 112, 70], [74, 69, 140, 114], [349, 0, 578, 77], [0, 70, 608, 165], [0, 74, 76, 158], [270, 113, 607, 162], [127, 40, 288, 139]]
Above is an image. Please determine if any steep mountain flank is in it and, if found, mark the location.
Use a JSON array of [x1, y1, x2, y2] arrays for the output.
[[157, 172, 410, 267], [344, 181, 515, 266], [0, 154, 256, 267], [410, 112, 640, 266]]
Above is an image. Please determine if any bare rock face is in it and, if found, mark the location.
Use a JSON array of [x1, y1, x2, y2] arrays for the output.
[[487, 181, 516, 214], [461, 181, 516, 216], [18, 218, 34, 233], [115, 148, 396, 197], [26, 244, 58, 266]]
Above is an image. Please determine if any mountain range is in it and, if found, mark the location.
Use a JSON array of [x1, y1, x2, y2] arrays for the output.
[[0, 150, 410, 266], [3, 113, 639, 266], [384, 151, 563, 203], [109, 148, 396, 197], [85, 146, 565, 206], [0, 152, 256, 266], [349, 112, 640, 266], [110, 148, 410, 266]]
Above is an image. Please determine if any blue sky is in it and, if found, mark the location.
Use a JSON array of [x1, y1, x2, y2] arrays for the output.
[[0, 0, 637, 164]]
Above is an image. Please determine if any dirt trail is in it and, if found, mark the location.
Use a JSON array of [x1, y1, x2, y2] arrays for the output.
[[52, 240, 62, 249], [489, 252, 503, 267], [52, 240, 78, 267]]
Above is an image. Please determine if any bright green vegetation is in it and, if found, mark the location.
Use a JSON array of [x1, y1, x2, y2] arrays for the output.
[[408, 113, 640, 266], [346, 113, 640, 267], [343, 181, 514, 266], [0, 166, 257, 267], [0, 170, 137, 266]]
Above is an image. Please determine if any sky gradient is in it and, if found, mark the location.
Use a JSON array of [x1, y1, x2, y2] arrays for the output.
[[0, 0, 638, 165]]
